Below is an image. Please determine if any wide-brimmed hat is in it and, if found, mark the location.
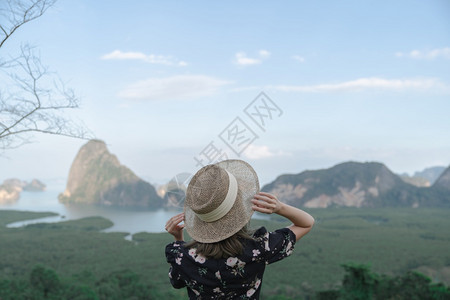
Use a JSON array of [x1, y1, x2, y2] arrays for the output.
[[184, 159, 260, 243]]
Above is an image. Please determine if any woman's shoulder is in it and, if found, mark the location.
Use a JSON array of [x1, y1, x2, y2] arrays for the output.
[[166, 241, 186, 251], [252, 226, 268, 239], [252, 226, 295, 239], [165, 241, 186, 261], [248, 226, 296, 264]]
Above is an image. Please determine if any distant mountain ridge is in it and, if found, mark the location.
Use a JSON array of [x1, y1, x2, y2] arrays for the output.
[[398, 166, 446, 187], [414, 166, 447, 185], [59, 140, 163, 208], [262, 161, 450, 208], [399, 175, 430, 187], [56, 140, 449, 209], [433, 166, 450, 191]]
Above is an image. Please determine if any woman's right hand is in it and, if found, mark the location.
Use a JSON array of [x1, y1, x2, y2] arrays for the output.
[[251, 192, 283, 214], [165, 213, 185, 241]]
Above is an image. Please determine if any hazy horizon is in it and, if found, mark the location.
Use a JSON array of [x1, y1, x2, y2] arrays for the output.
[[1, 1, 449, 187], [1, 156, 447, 189]]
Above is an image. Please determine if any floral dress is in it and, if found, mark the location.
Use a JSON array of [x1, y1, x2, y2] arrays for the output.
[[165, 227, 296, 299]]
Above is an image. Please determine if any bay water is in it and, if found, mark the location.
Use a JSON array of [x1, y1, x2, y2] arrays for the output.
[[0, 183, 269, 236]]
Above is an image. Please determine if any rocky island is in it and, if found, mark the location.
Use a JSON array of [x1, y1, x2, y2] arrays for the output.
[[0, 178, 46, 205], [58, 139, 163, 209]]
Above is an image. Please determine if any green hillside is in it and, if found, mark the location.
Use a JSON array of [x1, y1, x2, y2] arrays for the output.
[[0, 208, 449, 299]]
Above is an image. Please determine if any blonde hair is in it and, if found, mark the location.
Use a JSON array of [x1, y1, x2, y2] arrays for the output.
[[185, 225, 254, 259]]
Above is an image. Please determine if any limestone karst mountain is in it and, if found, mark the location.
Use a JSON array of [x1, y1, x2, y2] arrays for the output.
[[58, 140, 163, 208], [262, 161, 450, 208]]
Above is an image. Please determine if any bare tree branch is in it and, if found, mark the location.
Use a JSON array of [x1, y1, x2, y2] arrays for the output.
[[0, 0, 93, 151], [0, 0, 56, 48]]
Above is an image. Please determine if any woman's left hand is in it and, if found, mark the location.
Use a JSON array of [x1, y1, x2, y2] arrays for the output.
[[165, 213, 185, 241], [252, 192, 282, 214]]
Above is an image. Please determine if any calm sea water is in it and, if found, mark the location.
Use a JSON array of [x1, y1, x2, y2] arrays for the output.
[[0, 183, 269, 235]]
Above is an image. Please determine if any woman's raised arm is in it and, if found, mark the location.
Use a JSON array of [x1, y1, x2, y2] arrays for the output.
[[252, 192, 315, 241]]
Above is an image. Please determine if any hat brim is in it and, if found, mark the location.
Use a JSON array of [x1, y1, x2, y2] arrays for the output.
[[184, 160, 260, 243]]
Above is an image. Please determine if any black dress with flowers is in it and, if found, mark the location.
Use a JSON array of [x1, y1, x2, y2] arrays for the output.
[[165, 227, 296, 299]]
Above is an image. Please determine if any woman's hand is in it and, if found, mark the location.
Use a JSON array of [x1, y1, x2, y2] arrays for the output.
[[251, 192, 282, 214], [165, 213, 185, 241]]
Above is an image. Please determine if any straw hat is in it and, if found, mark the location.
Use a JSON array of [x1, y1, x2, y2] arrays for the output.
[[184, 159, 260, 243]]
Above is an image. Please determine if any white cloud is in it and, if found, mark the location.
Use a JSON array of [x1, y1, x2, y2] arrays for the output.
[[101, 50, 187, 66], [235, 52, 261, 65], [395, 47, 450, 60], [234, 49, 271, 66], [259, 50, 271, 59], [102, 50, 146, 60], [118, 75, 231, 101], [243, 144, 290, 160], [292, 55, 305, 63], [272, 77, 448, 93]]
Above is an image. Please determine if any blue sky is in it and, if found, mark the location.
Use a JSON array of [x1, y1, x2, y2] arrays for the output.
[[1, 0, 450, 186]]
